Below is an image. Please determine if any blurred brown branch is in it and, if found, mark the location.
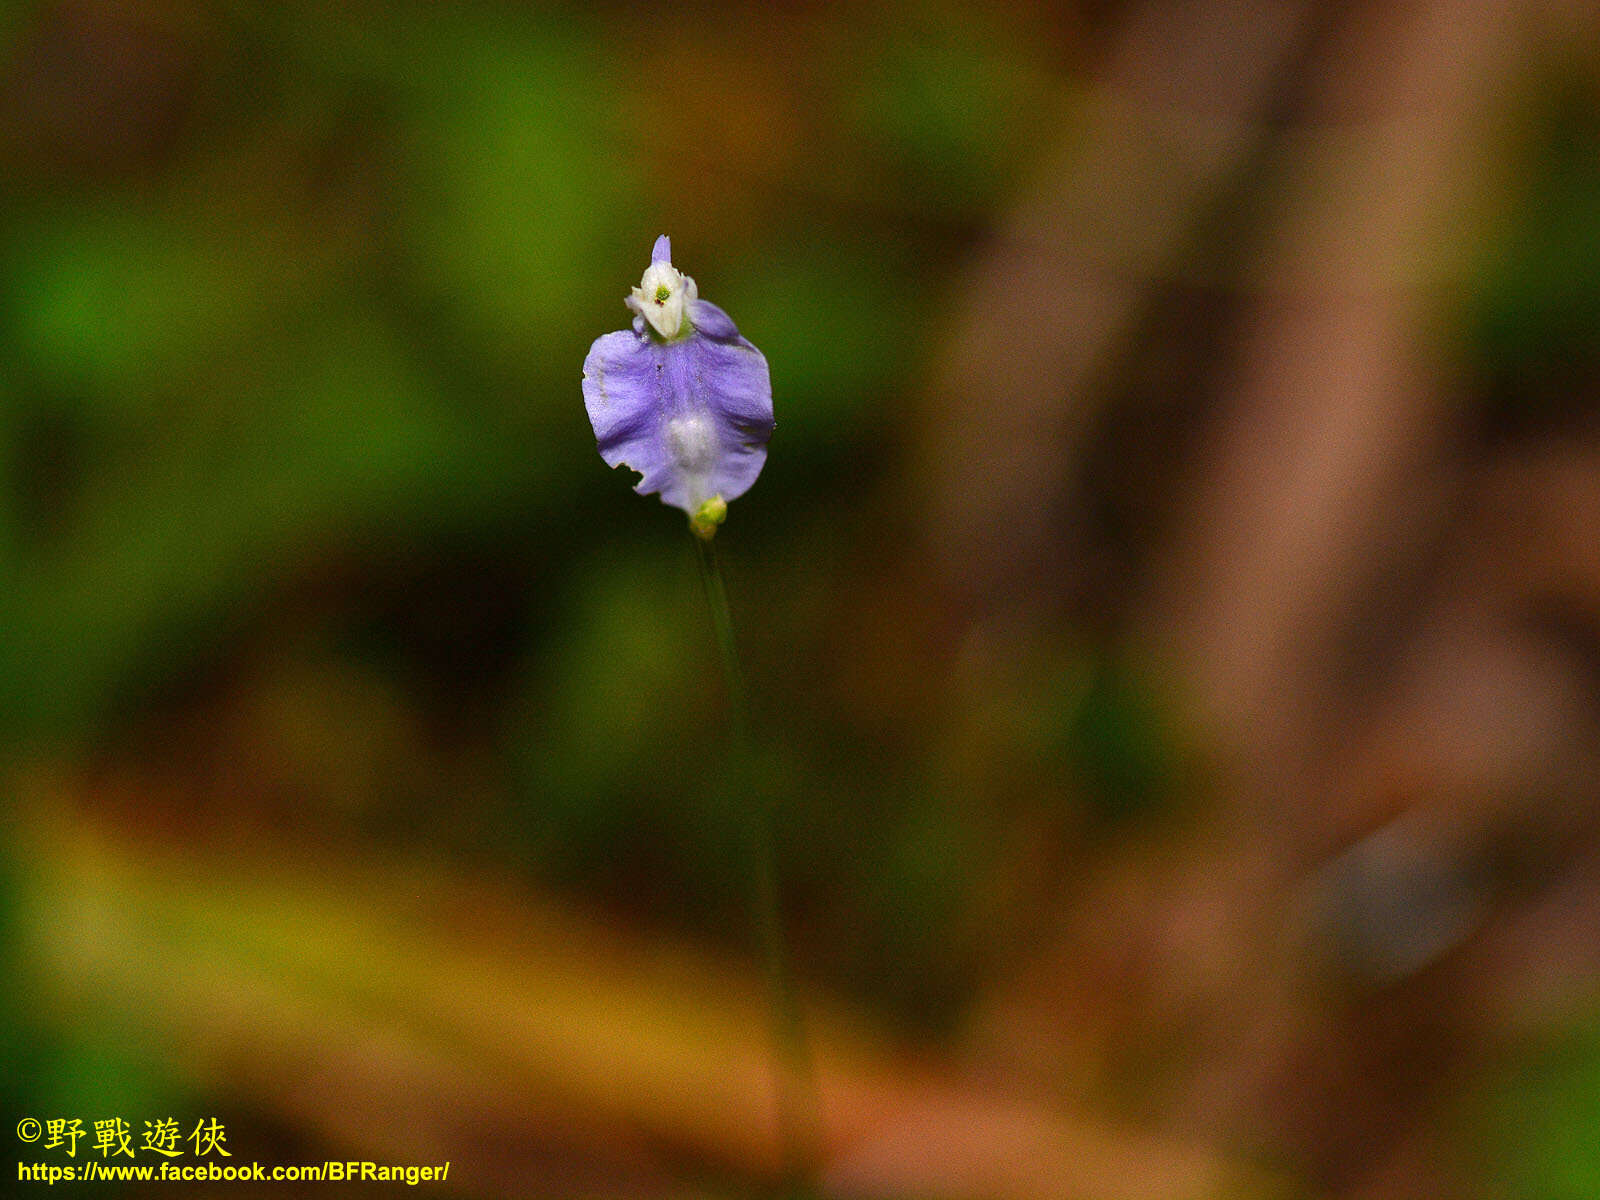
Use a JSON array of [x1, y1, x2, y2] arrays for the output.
[[916, 0, 1320, 603], [920, 1, 1600, 1197]]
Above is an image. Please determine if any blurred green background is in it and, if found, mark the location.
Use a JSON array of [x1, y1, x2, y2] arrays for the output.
[[5, 2, 1600, 1197]]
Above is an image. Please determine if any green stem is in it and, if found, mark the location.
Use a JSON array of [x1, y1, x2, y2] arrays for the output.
[[694, 532, 821, 1197]]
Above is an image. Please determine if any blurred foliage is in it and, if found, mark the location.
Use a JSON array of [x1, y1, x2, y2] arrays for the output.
[[1465, 1013, 1600, 1200], [6, 1, 1600, 1196], [1462, 55, 1600, 438], [0, 0, 1091, 1048]]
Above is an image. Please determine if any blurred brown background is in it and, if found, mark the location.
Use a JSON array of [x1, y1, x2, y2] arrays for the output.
[[5, 1, 1600, 1197]]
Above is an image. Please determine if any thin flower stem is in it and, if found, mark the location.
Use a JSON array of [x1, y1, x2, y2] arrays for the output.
[[694, 532, 822, 1198]]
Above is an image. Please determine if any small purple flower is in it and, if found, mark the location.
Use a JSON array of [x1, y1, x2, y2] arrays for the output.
[[582, 236, 774, 536]]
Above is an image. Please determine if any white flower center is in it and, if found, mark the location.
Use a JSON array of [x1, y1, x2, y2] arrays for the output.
[[630, 260, 697, 339]]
